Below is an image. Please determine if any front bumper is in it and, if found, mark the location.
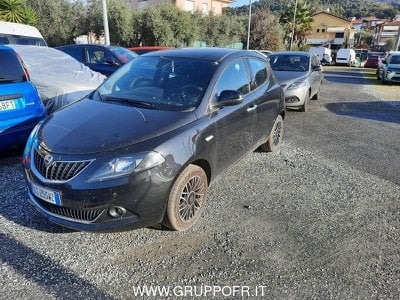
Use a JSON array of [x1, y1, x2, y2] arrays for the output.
[[283, 85, 308, 108], [23, 149, 177, 231], [383, 70, 400, 83]]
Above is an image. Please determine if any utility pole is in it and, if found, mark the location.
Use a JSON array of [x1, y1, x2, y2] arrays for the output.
[[102, 0, 110, 45], [289, 0, 299, 51], [246, 0, 252, 50], [395, 25, 400, 51]]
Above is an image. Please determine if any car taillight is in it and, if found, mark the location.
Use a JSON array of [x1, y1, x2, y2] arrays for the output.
[[15, 52, 31, 81]]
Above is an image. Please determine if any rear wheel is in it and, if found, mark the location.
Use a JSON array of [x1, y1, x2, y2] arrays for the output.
[[163, 164, 208, 231], [261, 115, 283, 152]]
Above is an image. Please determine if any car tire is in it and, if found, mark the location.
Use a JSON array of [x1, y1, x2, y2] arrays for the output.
[[163, 164, 208, 231], [311, 90, 318, 100], [299, 93, 310, 112], [261, 114, 283, 152]]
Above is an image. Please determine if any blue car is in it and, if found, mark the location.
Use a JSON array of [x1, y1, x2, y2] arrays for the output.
[[56, 44, 138, 76], [0, 45, 46, 149]]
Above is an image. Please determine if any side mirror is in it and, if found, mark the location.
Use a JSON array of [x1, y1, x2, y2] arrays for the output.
[[382, 60, 387, 65], [105, 57, 119, 66], [216, 90, 244, 108], [312, 65, 322, 71]]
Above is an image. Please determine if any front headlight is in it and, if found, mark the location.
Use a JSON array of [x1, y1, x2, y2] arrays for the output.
[[88, 151, 165, 182], [287, 80, 307, 90]]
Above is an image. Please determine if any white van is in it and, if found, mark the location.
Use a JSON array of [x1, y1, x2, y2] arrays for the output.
[[336, 48, 356, 66], [0, 21, 47, 46], [310, 47, 332, 65]]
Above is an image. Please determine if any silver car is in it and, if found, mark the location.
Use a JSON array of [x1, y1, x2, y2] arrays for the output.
[[376, 51, 400, 84], [268, 51, 324, 112]]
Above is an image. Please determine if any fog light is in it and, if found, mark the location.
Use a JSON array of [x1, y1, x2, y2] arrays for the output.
[[108, 206, 126, 218], [285, 96, 299, 103]]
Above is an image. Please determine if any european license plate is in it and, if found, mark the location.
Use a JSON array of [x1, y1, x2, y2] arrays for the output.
[[31, 182, 61, 205], [0, 100, 16, 111]]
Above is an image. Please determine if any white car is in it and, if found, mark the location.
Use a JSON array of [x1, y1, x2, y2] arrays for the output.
[[10, 45, 106, 113]]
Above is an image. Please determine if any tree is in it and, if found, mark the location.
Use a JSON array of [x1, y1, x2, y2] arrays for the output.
[[280, 0, 313, 49], [195, 12, 245, 47], [87, 0, 134, 46], [29, 0, 88, 46], [246, 9, 284, 51], [132, 4, 198, 47], [0, 0, 38, 25]]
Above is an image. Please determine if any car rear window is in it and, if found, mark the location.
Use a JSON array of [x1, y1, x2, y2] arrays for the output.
[[0, 49, 25, 83]]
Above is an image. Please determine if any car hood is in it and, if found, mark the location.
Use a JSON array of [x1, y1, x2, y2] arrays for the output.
[[38, 98, 197, 154], [273, 71, 308, 85]]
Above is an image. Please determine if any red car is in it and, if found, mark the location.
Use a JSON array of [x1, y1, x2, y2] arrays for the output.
[[364, 55, 381, 68]]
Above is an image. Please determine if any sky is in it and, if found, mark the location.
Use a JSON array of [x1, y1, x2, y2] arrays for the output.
[[229, 0, 256, 8]]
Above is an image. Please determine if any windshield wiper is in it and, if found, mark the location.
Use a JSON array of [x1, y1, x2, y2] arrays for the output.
[[105, 96, 154, 108]]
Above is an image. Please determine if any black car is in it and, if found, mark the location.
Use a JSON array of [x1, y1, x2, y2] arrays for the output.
[[56, 44, 138, 76], [22, 48, 285, 232]]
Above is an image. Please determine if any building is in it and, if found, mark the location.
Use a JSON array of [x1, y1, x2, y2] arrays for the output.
[[306, 12, 357, 51], [373, 20, 400, 47], [130, 0, 233, 16]]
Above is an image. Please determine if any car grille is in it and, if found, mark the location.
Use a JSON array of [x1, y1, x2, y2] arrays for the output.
[[37, 198, 104, 222], [34, 149, 91, 181]]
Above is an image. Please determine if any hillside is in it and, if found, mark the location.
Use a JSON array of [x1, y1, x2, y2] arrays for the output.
[[227, 0, 399, 19]]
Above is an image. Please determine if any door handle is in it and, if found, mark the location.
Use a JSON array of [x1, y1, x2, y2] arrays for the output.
[[247, 104, 257, 112]]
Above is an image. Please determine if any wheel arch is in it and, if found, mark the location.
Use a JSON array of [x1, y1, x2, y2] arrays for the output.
[[190, 159, 211, 186]]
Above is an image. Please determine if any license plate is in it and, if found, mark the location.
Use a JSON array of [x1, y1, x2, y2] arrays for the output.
[[31, 182, 61, 205], [0, 100, 16, 111]]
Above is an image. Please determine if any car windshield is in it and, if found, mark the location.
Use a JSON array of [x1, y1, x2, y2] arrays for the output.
[[95, 55, 217, 111], [108, 46, 138, 63], [390, 55, 400, 64], [268, 54, 309, 72], [0, 49, 25, 83], [0, 33, 46, 46]]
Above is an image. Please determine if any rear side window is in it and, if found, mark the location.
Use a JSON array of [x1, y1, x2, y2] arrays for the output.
[[60, 46, 83, 62], [0, 49, 24, 83], [248, 58, 268, 91]]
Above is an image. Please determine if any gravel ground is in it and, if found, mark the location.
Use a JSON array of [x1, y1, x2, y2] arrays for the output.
[[0, 68, 399, 299]]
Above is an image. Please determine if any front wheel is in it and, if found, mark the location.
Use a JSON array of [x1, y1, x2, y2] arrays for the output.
[[261, 115, 283, 152], [163, 164, 208, 231]]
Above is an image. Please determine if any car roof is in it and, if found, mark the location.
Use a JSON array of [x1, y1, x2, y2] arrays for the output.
[[129, 46, 171, 50], [270, 51, 311, 57], [57, 44, 121, 49], [0, 45, 13, 52], [144, 47, 251, 62]]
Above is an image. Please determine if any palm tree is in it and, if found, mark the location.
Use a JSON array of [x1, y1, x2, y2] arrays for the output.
[[280, 0, 313, 50], [0, 0, 37, 25]]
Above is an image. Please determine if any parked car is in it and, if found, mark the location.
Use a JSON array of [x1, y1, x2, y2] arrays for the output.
[[0, 45, 46, 149], [268, 51, 323, 112], [22, 48, 285, 232], [377, 51, 400, 84], [11, 45, 106, 113], [335, 48, 356, 66], [56, 44, 138, 76], [0, 21, 47, 46], [310, 47, 332, 65], [364, 55, 381, 68]]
